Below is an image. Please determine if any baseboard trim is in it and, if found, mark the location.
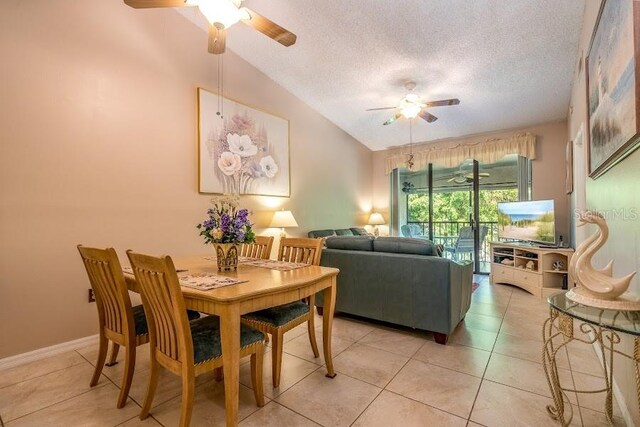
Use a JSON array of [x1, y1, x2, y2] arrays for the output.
[[0, 335, 99, 371]]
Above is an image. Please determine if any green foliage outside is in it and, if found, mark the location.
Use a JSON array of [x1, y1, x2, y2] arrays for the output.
[[408, 189, 518, 224]]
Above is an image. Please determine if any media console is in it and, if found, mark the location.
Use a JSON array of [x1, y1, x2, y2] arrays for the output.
[[489, 241, 574, 298]]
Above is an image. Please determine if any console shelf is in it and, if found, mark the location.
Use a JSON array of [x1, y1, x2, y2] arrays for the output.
[[489, 242, 574, 298]]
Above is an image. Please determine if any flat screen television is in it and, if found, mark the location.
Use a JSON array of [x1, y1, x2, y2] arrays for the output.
[[497, 200, 556, 245]]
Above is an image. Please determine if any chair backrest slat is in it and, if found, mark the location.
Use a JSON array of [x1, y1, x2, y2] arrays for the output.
[[127, 251, 193, 364], [240, 236, 274, 260], [278, 238, 323, 266], [78, 246, 133, 337]]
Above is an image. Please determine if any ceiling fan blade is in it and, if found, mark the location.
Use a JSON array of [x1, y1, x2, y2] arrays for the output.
[[383, 113, 402, 126], [208, 25, 226, 54], [366, 107, 397, 111], [124, 0, 189, 8], [240, 7, 297, 47], [424, 98, 460, 107], [418, 110, 438, 123], [464, 172, 490, 179]]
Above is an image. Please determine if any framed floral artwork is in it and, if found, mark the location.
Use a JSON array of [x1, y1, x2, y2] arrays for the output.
[[198, 88, 290, 197], [586, 0, 640, 178]]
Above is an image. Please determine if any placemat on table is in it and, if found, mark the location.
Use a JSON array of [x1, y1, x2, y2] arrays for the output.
[[122, 267, 244, 290], [178, 273, 247, 291], [239, 258, 309, 271]]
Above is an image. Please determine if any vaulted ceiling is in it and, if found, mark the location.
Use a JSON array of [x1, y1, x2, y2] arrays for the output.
[[180, 0, 585, 151]]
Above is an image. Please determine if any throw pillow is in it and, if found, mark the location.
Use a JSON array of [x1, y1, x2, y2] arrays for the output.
[[350, 227, 374, 236]]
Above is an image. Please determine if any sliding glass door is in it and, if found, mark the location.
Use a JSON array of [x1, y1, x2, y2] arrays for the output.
[[398, 155, 526, 273]]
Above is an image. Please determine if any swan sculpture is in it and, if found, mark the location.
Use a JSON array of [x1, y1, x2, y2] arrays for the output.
[[573, 210, 635, 300], [568, 211, 613, 284]]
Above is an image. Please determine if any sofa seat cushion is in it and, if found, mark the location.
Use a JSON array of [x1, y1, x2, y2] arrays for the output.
[[132, 305, 200, 336], [242, 302, 310, 327], [190, 315, 265, 364], [373, 237, 438, 256], [326, 236, 374, 251]]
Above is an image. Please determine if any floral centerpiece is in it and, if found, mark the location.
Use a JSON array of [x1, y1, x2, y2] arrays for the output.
[[197, 194, 255, 271]]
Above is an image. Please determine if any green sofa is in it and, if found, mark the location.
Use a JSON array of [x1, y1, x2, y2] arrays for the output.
[[315, 236, 473, 344]]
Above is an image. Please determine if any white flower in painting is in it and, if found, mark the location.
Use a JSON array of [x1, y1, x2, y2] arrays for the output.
[[227, 133, 257, 157], [260, 156, 279, 178], [218, 152, 241, 176]]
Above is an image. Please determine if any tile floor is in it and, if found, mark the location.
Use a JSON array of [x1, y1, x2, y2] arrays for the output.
[[0, 276, 627, 426]]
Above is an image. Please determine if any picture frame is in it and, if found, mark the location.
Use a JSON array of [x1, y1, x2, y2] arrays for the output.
[[566, 140, 573, 194], [197, 88, 291, 197], [586, 0, 640, 178]]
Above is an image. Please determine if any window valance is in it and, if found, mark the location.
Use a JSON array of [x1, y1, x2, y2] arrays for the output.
[[384, 132, 536, 175]]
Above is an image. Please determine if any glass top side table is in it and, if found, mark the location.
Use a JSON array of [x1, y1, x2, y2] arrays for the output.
[[543, 291, 640, 426]]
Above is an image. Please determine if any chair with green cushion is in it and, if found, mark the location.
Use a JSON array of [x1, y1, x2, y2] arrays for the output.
[[127, 251, 266, 427], [241, 237, 323, 388], [77, 246, 200, 409]]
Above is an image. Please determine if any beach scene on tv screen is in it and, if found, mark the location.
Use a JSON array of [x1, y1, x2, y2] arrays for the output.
[[498, 200, 555, 243]]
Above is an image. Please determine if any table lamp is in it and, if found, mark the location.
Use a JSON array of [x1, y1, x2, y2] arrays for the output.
[[368, 212, 385, 237], [270, 210, 298, 236]]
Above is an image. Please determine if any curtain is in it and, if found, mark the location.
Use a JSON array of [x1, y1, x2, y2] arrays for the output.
[[384, 132, 536, 174]]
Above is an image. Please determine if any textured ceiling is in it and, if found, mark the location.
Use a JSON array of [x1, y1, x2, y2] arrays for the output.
[[178, 0, 585, 151]]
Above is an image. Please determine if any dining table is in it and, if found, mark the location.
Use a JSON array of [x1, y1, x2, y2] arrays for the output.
[[124, 255, 340, 427]]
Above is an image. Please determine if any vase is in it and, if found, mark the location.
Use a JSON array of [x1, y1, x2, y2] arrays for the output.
[[213, 243, 239, 271]]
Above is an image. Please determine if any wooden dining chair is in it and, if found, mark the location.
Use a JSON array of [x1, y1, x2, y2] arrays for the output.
[[240, 235, 274, 259], [77, 245, 150, 409], [241, 237, 323, 388], [126, 250, 266, 427], [78, 246, 200, 408]]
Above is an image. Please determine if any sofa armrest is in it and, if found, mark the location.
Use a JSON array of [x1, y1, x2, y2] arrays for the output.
[[447, 260, 473, 333]]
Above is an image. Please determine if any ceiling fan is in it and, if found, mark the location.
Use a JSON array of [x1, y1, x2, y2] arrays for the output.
[[123, 0, 297, 54], [367, 82, 460, 126], [435, 163, 490, 184]]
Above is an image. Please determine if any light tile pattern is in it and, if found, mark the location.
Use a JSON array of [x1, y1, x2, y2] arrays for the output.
[[0, 276, 626, 426]]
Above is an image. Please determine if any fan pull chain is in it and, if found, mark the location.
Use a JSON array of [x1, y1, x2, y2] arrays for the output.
[[406, 118, 415, 170], [220, 53, 224, 119], [216, 54, 221, 117]]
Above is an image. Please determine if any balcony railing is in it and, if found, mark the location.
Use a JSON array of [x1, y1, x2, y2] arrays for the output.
[[406, 220, 498, 262]]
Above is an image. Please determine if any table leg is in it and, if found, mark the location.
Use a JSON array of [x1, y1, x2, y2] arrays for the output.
[[323, 277, 337, 378], [220, 304, 241, 427], [542, 310, 575, 426]]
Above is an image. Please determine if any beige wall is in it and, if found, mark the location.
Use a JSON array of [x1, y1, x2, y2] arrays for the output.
[[372, 121, 571, 240], [569, 1, 640, 424], [0, 0, 372, 358]]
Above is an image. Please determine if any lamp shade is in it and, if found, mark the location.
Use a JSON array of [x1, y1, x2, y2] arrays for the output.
[[270, 210, 298, 228], [368, 212, 385, 226]]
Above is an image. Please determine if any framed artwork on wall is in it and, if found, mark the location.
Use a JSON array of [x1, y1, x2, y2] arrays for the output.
[[586, 0, 640, 178], [198, 88, 291, 197], [566, 140, 573, 194]]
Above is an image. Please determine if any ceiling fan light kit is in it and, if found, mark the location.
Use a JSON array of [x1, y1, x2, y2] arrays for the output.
[[366, 81, 460, 126], [188, 0, 249, 28], [124, 0, 297, 55]]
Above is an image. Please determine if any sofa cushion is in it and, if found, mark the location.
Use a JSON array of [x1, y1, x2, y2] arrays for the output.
[[326, 236, 374, 251], [335, 228, 355, 236], [307, 229, 336, 238], [350, 227, 373, 236], [373, 237, 438, 256]]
